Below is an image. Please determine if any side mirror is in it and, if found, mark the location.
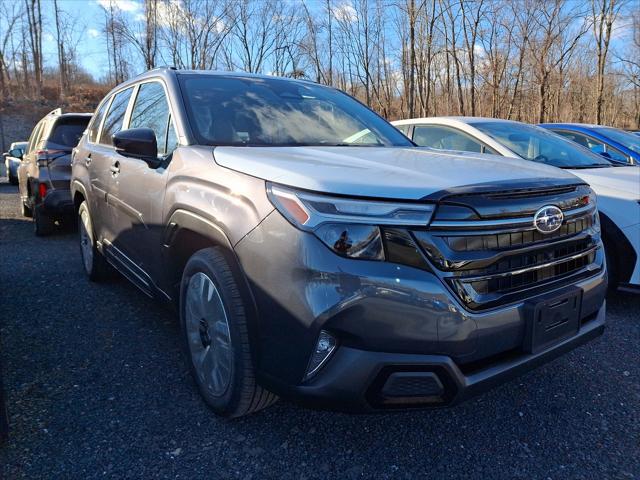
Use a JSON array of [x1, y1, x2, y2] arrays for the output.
[[113, 128, 160, 168], [8, 148, 23, 159], [598, 151, 612, 159]]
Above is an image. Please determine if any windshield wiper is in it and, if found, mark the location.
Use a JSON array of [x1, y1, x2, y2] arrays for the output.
[[565, 164, 611, 169]]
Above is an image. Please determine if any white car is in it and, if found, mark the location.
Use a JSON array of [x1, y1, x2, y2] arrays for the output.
[[393, 117, 640, 291]]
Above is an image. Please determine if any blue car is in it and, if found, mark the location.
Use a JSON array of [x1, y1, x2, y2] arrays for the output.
[[539, 123, 639, 165]]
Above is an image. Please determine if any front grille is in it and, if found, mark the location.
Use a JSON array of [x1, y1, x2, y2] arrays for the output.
[[412, 185, 603, 310]]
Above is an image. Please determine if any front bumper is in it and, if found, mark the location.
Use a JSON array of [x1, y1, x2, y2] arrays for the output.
[[276, 306, 605, 411], [235, 210, 608, 411]]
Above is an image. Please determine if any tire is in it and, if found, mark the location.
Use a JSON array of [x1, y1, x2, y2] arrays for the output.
[[78, 201, 111, 281], [21, 201, 32, 218], [180, 247, 277, 418], [603, 235, 618, 292], [33, 207, 55, 236]]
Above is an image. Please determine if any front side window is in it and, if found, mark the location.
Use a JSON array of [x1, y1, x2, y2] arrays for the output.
[[100, 87, 133, 146], [179, 75, 412, 147], [413, 125, 484, 153], [129, 81, 176, 156], [474, 122, 611, 168], [553, 129, 630, 164], [88, 99, 111, 143]]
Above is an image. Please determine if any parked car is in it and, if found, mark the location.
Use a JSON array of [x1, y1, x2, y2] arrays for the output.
[[2, 141, 27, 185], [19, 109, 92, 235], [539, 123, 639, 165], [392, 117, 640, 291], [72, 69, 606, 417]]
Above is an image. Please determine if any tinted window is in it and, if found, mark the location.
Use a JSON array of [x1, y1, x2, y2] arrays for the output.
[[100, 88, 133, 145], [88, 99, 111, 143], [48, 117, 90, 147], [129, 81, 176, 155], [179, 75, 412, 147], [413, 125, 484, 153], [474, 122, 611, 168]]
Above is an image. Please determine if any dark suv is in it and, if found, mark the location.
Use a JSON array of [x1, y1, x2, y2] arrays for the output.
[[71, 68, 607, 417], [19, 109, 92, 235]]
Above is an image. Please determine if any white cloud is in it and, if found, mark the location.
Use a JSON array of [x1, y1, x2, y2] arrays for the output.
[[96, 0, 141, 13], [88, 28, 101, 38], [333, 3, 357, 23]]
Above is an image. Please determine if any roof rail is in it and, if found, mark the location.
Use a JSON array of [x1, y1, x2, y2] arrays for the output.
[[148, 66, 177, 72], [47, 107, 62, 116]]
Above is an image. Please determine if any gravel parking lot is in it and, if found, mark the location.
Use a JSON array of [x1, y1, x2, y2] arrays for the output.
[[0, 178, 638, 480]]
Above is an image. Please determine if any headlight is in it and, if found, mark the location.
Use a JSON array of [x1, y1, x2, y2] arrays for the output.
[[267, 183, 435, 260]]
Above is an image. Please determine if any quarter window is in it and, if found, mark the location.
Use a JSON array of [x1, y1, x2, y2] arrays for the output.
[[99, 87, 133, 145], [129, 81, 177, 156]]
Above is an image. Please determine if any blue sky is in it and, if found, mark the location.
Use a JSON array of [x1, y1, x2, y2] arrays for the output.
[[41, 0, 636, 82]]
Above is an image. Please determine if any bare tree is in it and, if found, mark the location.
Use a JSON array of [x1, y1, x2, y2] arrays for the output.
[[24, 0, 43, 97], [592, 0, 624, 124]]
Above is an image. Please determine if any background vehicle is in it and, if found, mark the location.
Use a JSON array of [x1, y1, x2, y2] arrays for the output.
[[393, 117, 640, 291], [18, 109, 91, 235], [2, 141, 27, 185], [540, 123, 639, 165], [72, 70, 606, 418]]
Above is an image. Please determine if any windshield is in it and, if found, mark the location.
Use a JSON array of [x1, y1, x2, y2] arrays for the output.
[[592, 127, 640, 154], [474, 121, 611, 168], [179, 75, 413, 147]]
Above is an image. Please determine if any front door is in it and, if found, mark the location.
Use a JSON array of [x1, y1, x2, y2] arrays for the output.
[[107, 80, 179, 291]]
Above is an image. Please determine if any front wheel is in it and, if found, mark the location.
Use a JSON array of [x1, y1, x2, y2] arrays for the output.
[[78, 201, 111, 281], [180, 248, 277, 418]]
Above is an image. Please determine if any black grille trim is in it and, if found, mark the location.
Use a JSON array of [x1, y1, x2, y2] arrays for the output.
[[412, 190, 603, 311]]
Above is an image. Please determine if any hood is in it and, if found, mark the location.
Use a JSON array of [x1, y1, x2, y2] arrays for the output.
[[213, 146, 582, 200], [569, 166, 640, 200]]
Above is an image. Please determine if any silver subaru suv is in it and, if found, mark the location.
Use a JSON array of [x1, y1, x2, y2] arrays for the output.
[[71, 68, 606, 417]]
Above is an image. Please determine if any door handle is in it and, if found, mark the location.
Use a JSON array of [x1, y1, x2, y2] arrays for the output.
[[85, 154, 92, 166], [110, 161, 120, 176]]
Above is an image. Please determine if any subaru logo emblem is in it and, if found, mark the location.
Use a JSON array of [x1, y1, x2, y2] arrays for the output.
[[533, 205, 563, 234]]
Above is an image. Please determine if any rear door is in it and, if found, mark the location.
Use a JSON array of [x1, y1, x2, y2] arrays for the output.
[[107, 80, 178, 289]]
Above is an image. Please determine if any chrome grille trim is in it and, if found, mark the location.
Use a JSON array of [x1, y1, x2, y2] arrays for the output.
[[457, 246, 599, 282]]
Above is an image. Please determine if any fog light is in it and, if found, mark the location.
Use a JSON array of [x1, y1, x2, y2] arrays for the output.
[[304, 330, 337, 380]]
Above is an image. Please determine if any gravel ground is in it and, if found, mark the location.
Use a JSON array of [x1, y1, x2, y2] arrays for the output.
[[0, 178, 638, 480]]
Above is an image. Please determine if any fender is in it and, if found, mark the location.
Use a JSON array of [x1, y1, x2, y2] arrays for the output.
[[163, 208, 233, 251], [71, 179, 89, 204], [162, 208, 263, 371]]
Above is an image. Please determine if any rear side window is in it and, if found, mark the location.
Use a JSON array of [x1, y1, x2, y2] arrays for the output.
[[48, 117, 90, 148], [88, 100, 110, 143], [100, 88, 133, 145], [26, 121, 44, 154], [129, 81, 176, 156]]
